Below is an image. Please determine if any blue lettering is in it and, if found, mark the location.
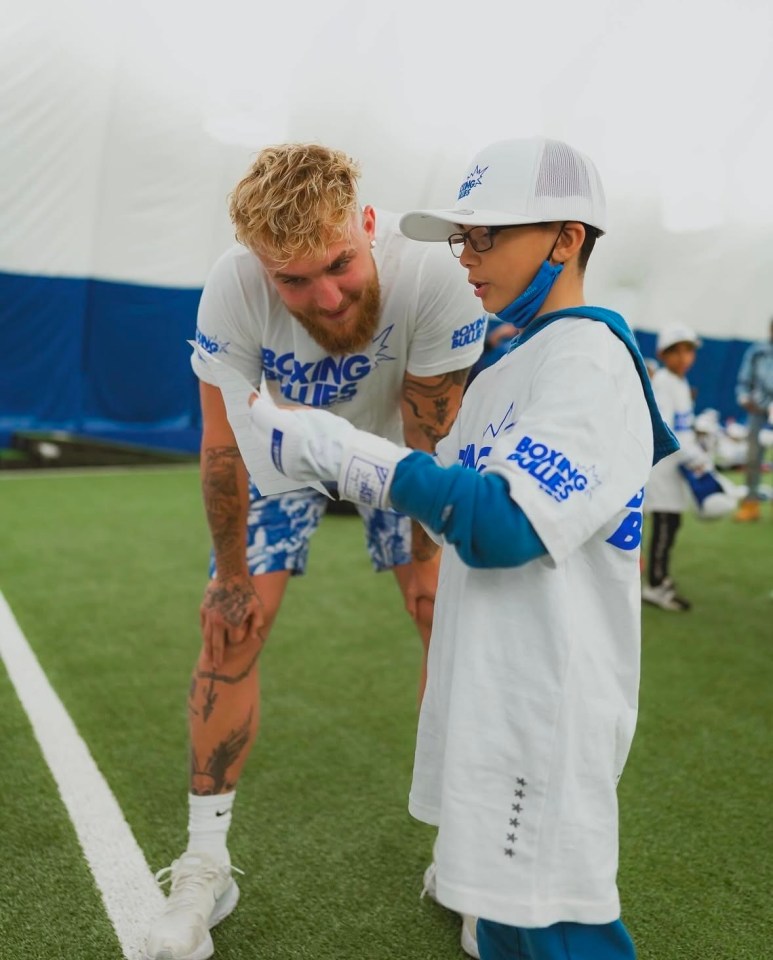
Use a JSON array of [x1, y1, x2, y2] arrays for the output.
[[606, 511, 643, 551], [290, 360, 314, 384], [343, 356, 371, 381], [279, 380, 359, 406], [261, 347, 277, 371], [543, 471, 565, 493], [195, 328, 229, 355], [457, 165, 489, 201], [276, 352, 294, 377], [458, 443, 492, 471], [317, 356, 345, 384], [451, 317, 487, 349], [626, 488, 644, 509], [505, 434, 596, 503], [529, 459, 553, 481], [315, 383, 338, 406], [261, 349, 378, 396]]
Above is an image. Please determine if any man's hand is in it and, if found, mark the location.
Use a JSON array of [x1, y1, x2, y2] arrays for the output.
[[404, 555, 440, 646], [200, 573, 265, 669], [404, 556, 439, 618]]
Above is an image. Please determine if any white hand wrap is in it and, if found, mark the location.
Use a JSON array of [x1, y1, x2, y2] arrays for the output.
[[248, 396, 409, 507], [337, 432, 410, 510]]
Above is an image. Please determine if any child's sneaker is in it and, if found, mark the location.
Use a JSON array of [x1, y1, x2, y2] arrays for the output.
[[461, 913, 480, 959], [662, 578, 691, 610], [421, 861, 480, 959], [642, 581, 689, 612]]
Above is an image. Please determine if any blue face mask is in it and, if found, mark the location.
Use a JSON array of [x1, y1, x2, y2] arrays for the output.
[[495, 259, 563, 329]]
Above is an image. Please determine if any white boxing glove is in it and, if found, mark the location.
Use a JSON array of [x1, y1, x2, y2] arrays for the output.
[[699, 491, 737, 520], [681, 438, 713, 475], [248, 395, 350, 483], [337, 429, 413, 510], [248, 395, 410, 509]]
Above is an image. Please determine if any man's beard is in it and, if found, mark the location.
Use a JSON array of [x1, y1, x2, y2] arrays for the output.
[[289, 276, 382, 354]]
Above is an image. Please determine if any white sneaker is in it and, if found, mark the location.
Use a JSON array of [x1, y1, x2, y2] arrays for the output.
[[460, 912, 480, 959], [642, 581, 688, 612], [421, 862, 480, 959], [145, 852, 242, 960]]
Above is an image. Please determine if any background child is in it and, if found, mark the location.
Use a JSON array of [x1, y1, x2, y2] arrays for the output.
[[643, 324, 712, 611]]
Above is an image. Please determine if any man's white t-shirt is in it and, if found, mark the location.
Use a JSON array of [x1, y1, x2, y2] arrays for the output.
[[409, 318, 653, 928], [645, 366, 707, 513], [191, 211, 484, 446]]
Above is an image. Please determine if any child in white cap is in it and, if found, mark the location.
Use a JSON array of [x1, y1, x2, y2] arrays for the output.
[[643, 324, 713, 611], [246, 137, 678, 960]]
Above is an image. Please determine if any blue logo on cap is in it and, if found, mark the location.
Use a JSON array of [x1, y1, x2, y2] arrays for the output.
[[458, 164, 489, 200]]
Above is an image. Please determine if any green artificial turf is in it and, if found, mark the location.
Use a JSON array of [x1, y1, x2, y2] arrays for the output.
[[0, 467, 771, 959]]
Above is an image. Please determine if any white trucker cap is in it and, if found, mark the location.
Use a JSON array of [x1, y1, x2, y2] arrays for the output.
[[657, 324, 702, 353], [400, 137, 607, 242]]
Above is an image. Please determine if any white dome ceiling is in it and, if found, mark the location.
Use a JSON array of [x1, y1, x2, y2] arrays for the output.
[[3, 0, 772, 338]]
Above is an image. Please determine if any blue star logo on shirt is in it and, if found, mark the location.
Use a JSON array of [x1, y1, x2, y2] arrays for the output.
[[195, 327, 230, 356], [576, 463, 602, 497]]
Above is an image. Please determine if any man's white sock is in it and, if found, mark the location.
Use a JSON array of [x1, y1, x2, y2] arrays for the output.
[[186, 791, 235, 864]]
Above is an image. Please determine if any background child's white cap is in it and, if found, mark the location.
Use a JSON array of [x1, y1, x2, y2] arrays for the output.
[[399, 137, 607, 241], [657, 324, 702, 353]]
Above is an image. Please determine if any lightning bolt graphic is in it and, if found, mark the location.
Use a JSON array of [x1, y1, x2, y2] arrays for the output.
[[483, 402, 516, 440], [372, 324, 396, 367]]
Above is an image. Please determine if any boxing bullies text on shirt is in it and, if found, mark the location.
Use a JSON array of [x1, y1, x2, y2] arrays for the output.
[[458, 430, 643, 552]]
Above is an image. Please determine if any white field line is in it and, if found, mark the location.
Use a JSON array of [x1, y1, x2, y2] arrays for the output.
[[0, 591, 165, 960]]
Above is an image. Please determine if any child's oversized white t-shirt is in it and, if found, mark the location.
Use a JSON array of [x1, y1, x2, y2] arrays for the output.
[[410, 317, 653, 928], [645, 366, 705, 513], [190, 211, 484, 444]]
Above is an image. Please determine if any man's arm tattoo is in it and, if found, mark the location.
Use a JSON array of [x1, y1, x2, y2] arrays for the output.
[[401, 368, 471, 448], [402, 369, 470, 562], [202, 445, 246, 578]]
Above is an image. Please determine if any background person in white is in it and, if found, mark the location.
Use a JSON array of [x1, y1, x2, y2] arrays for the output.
[[244, 137, 678, 960], [642, 325, 712, 612], [145, 144, 483, 960]]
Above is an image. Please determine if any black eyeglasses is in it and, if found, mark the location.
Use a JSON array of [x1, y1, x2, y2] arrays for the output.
[[447, 224, 524, 258]]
